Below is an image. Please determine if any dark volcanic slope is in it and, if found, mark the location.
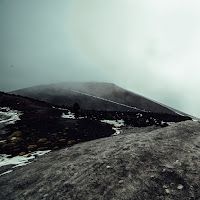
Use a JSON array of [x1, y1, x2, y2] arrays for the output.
[[11, 82, 179, 114], [0, 91, 191, 157], [0, 92, 114, 156]]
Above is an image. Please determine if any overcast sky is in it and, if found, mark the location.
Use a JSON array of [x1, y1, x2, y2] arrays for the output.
[[0, 0, 200, 117]]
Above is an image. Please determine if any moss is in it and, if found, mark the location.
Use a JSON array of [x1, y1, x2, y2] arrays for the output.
[[67, 140, 76, 145], [19, 152, 26, 156], [45, 141, 51, 146], [0, 141, 7, 147], [53, 146, 59, 150], [2, 143, 15, 149], [59, 139, 66, 143], [11, 137, 23, 143], [27, 145, 37, 150], [37, 147, 48, 151], [37, 138, 47, 143], [9, 131, 22, 138]]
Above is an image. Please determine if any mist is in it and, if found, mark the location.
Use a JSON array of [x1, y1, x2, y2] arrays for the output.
[[0, 0, 200, 117]]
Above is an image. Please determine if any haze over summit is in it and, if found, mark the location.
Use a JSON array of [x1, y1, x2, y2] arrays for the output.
[[0, 0, 200, 117]]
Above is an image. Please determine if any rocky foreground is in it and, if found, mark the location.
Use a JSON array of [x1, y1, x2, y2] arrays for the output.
[[0, 120, 200, 200]]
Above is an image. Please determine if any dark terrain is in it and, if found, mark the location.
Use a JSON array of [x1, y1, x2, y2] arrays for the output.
[[0, 92, 114, 156], [11, 82, 182, 114], [0, 91, 190, 157]]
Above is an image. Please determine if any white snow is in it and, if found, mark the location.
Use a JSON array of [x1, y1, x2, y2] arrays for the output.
[[52, 106, 69, 111], [177, 184, 184, 190], [70, 90, 148, 112], [0, 107, 22, 125], [78, 116, 85, 119], [165, 189, 170, 194], [57, 107, 69, 111], [167, 122, 176, 125], [161, 121, 165, 125], [0, 170, 13, 176], [101, 119, 125, 135], [61, 112, 76, 119], [0, 150, 51, 176], [61, 112, 87, 120], [174, 111, 185, 116]]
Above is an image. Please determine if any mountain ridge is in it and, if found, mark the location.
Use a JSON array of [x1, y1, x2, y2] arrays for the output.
[[10, 82, 186, 116]]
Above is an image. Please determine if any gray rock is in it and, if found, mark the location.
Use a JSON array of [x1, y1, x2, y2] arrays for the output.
[[0, 120, 200, 200]]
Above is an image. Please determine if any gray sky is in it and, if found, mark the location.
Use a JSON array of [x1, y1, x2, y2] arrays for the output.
[[0, 0, 200, 117]]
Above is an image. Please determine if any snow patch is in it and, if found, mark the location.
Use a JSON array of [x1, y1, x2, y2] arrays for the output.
[[57, 107, 69, 111], [52, 106, 69, 111], [61, 112, 75, 119], [61, 112, 87, 120], [101, 119, 125, 135], [0, 150, 51, 176], [0, 170, 13, 176], [174, 111, 185, 116], [0, 107, 22, 125], [167, 122, 176, 125], [61, 111, 76, 119]]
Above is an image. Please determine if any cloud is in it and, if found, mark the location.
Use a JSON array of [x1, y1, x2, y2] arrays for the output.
[[67, 0, 200, 117], [0, 0, 200, 117]]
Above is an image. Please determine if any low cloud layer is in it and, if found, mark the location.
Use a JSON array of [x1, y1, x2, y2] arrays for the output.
[[0, 0, 200, 117]]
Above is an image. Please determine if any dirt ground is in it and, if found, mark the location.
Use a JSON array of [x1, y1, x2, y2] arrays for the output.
[[0, 120, 200, 200]]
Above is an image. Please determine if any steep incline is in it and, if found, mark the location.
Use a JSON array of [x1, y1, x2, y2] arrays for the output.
[[0, 120, 200, 200]]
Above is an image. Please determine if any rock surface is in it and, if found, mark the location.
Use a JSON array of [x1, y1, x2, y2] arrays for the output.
[[0, 120, 200, 200]]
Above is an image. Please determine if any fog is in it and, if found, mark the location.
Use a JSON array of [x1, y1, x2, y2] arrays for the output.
[[0, 0, 200, 117]]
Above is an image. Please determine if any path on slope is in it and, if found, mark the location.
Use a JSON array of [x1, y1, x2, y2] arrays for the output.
[[0, 121, 200, 200], [70, 90, 147, 112]]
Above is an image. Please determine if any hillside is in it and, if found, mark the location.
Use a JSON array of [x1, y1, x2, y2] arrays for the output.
[[0, 91, 191, 157], [0, 120, 200, 199], [10, 82, 180, 114], [0, 92, 114, 156], [0, 90, 198, 200]]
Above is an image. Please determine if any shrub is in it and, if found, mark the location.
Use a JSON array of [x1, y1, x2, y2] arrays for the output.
[[2, 143, 15, 149], [67, 140, 76, 145], [45, 141, 51, 146], [19, 152, 26, 156], [27, 145, 37, 150], [59, 139, 66, 143], [37, 147, 48, 151], [37, 138, 47, 143], [11, 137, 23, 143], [9, 131, 22, 138], [53, 146, 59, 150], [0, 141, 7, 147]]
